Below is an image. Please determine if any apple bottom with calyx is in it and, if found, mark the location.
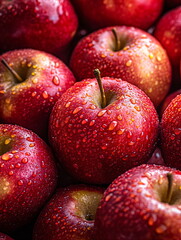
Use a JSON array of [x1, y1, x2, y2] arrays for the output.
[[94, 164, 181, 240], [0, 232, 14, 240], [33, 185, 104, 240], [0, 124, 58, 233]]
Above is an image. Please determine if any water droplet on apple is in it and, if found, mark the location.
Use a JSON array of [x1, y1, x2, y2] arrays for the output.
[[155, 225, 167, 234], [174, 128, 181, 135], [97, 110, 107, 117], [73, 107, 82, 114], [42, 91, 49, 99], [108, 121, 118, 130], [1, 153, 13, 161], [21, 158, 28, 164], [126, 60, 132, 66], [18, 180, 24, 186], [52, 76, 60, 86]]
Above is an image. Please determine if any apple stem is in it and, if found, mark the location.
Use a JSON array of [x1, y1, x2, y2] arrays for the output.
[[1, 58, 23, 82], [166, 173, 174, 204], [93, 69, 107, 108], [112, 28, 121, 51]]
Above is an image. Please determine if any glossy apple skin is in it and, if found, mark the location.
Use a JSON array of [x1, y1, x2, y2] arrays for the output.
[[0, 124, 58, 233], [154, 7, 181, 68], [70, 26, 172, 107], [159, 89, 181, 116], [49, 77, 159, 184], [0, 49, 76, 139], [94, 164, 181, 240], [33, 185, 104, 240], [0, 0, 78, 56], [161, 94, 181, 170], [71, 0, 163, 30], [0, 232, 14, 240]]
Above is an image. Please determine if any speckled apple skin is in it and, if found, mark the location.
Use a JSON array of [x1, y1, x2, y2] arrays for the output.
[[33, 185, 104, 240], [154, 6, 181, 68], [0, 49, 76, 139], [0, 0, 78, 55], [0, 124, 58, 232], [69, 26, 171, 107], [94, 164, 181, 240], [71, 0, 163, 30], [161, 94, 181, 170], [49, 77, 159, 184], [0, 232, 14, 240]]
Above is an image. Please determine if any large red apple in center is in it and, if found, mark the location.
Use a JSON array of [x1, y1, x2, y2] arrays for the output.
[[49, 72, 159, 184]]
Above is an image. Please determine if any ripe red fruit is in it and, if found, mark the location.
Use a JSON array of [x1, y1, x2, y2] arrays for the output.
[[70, 26, 172, 106], [71, 0, 164, 30], [0, 0, 78, 56], [0, 49, 76, 139], [0, 124, 58, 233], [161, 94, 181, 170], [154, 6, 181, 68], [94, 164, 181, 240], [33, 185, 104, 240], [49, 74, 159, 184], [0, 232, 14, 240]]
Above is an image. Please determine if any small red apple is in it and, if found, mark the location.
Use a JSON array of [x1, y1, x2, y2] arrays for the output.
[[154, 6, 181, 69], [0, 232, 14, 240], [0, 124, 58, 233], [49, 71, 159, 184], [161, 93, 181, 170], [33, 184, 104, 240], [94, 164, 181, 240], [69, 26, 172, 106], [71, 0, 164, 30], [0, 0, 78, 56], [0, 49, 76, 139], [159, 89, 181, 116]]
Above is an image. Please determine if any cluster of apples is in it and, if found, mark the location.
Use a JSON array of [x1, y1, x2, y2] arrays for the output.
[[0, 0, 181, 240]]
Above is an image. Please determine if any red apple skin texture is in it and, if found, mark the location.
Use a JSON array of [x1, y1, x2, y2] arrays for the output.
[[161, 94, 181, 170], [71, 0, 163, 30], [0, 49, 76, 139], [0, 0, 78, 55], [159, 89, 181, 116], [0, 232, 14, 240], [94, 164, 181, 240], [69, 26, 171, 107], [33, 185, 104, 240], [49, 77, 159, 184], [154, 6, 181, 68], [0, 124, 58, 232]]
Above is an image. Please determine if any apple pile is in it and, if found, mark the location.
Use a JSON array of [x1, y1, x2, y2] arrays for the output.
[[0, 0, 181, 240]]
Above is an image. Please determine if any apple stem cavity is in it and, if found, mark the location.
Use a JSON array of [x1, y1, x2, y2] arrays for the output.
[[1, 58, 23, 83], [166, 173, 174, 204], [112, 28, 121, 52], [93, 69, 107, 108]]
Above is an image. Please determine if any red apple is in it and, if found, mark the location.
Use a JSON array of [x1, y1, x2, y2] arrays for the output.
[[154, 7, 181, 69], [33, 184, 104, 240], [161, 93, 181, 170], [0, 49, 76, 139], [0, 232, 14, 240], [159, 89, 181, 116], [71, 0, 164, 30], [49, 71, 159, 184], [0, 124, 58, 233], [94, 164, 181, 240], [69, 26, 172, 107], [0, 0, 78, 56]]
